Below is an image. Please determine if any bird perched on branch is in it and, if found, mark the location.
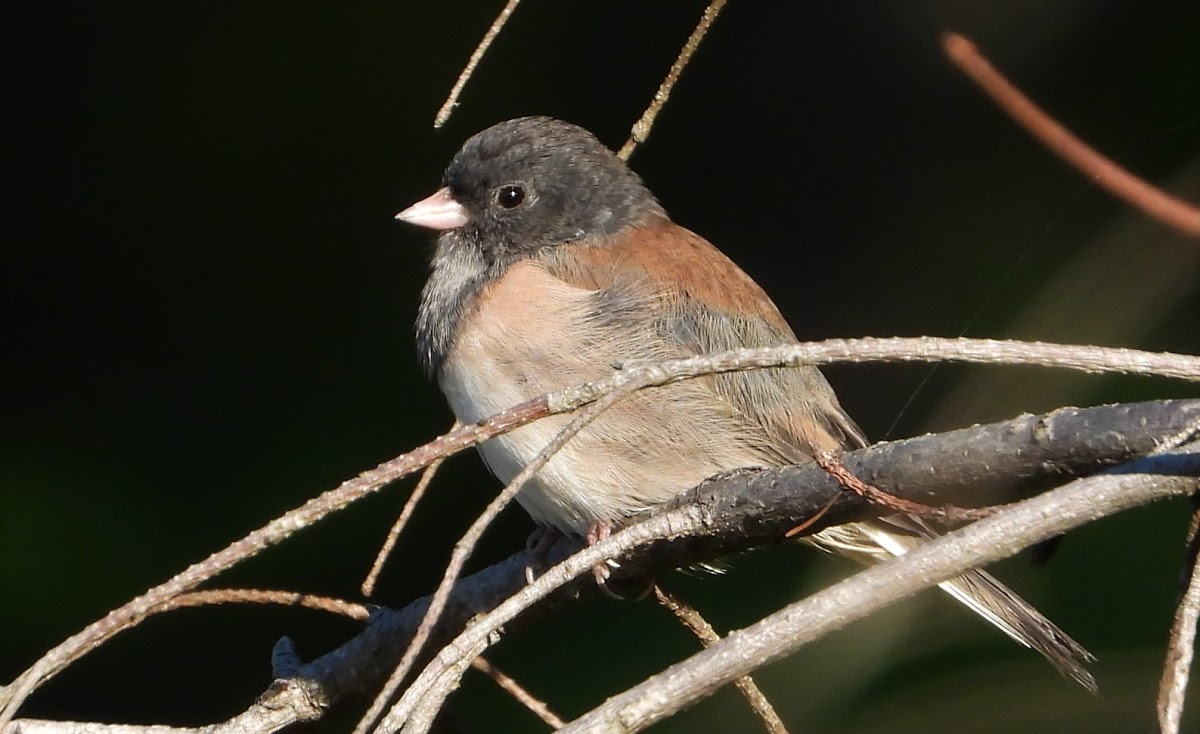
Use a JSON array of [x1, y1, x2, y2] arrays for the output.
[[397, 115, 1094, 690]]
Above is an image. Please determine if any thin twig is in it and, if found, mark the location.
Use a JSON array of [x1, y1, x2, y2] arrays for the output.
[[942, 31, 1200, 238], [3, 720, 200, 734], [1157, 493, 1200, 734], [1150, 402, 1200, 734], [404, 637, 491, 734], [471, 657, 566, 729], [653, 585, 788, 734], [382, 506, 698, 734], [0, 396, 551, 727], [783, 494, 839, 538], [357, 386, 639, 734], [164, 589, 369, 621], [433, 0, 523, 128], [617, 0, 728, 161], [363, 452, 450, 597]]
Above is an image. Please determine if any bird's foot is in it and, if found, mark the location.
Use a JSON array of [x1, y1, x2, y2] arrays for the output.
[[586, 521, 625, 599], [524, 526, 560, 584]]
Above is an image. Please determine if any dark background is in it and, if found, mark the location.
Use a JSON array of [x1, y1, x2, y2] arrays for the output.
[[4, 2, 1200, 732]]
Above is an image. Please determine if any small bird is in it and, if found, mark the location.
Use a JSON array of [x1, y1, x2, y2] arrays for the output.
[[396, 116, 1095, 690]]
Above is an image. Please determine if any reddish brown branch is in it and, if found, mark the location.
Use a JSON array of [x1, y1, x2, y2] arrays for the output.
[[814, 450, 1001, 522], [943, 31, 1200, 238]]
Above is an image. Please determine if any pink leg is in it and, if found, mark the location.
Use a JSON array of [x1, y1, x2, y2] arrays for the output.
[[586, 520, 624, 598]]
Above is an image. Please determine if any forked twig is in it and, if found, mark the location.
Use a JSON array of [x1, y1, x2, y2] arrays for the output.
[[618, 0, 728, 161], [653, 585, 788, 734], [942, 31, 1200, 238], [433, 0, 523, 128]]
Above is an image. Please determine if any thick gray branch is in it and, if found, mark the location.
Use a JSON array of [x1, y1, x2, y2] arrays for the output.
[[558, 444, 1200, 732], [10, 400, 1197, 734], [282, 399, 1199, 711]]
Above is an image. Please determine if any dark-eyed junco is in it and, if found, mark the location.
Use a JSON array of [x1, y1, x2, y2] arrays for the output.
[[396, 116, 1094, 689]]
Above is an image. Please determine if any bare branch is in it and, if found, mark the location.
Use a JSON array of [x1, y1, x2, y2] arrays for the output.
[[432, 0, 523, 128], [617, 0, 728, 161], [386, 508, 710, 732], [5, 720, 201, 734], [814, 449, 1003, 522], [942, 32, 1200, 238], [363, 450, 450, 597], [5, 678, 331, 734], [359, 386, 639, 734], [380, 401, 1200, 733], [1157, 494, 1200, 734], [162, 589, 368, 621], [471, 657, 565, 729], [0, 396, 550, 726], [558, 443, 1200, 733], [653, 585, 787, 734]]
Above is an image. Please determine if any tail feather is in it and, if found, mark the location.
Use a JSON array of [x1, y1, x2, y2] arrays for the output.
[[809, 518, 1097, 692]]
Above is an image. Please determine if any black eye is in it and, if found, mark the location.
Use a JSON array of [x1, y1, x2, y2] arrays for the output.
[[495, 184, 526, 209]]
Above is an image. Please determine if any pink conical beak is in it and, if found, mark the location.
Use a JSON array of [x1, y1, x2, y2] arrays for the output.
[[395, 187, 469, 230]]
